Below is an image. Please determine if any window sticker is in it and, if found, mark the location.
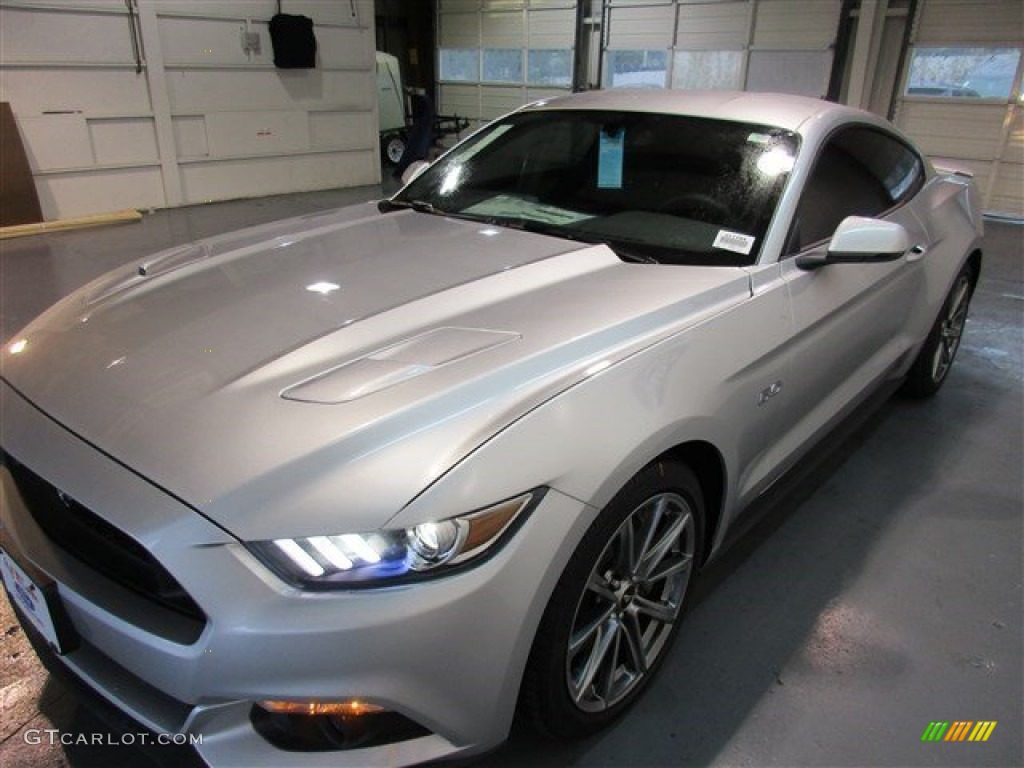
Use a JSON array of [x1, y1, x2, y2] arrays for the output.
[[713, 229, 756, 256], [598, 127, 625, 189], [464, 195, 594, 225], [747, 132, 772, 145]]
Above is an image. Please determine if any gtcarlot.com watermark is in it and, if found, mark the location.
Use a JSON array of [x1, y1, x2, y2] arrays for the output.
[[24, 729, 202, 747]]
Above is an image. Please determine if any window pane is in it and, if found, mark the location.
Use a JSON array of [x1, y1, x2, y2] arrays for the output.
[[606, 50, 668, 89], [483, 49, 523, 83], [672, 50, 743, 90], [906, 47, 1021, 99], [528, 49, 572, 87], [440, 49, 479, 82], [832, 128, 923, 205], [746, 50, 832, 98]]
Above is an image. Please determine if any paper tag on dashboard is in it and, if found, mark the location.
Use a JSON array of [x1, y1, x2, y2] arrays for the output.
[[713, 230, 755, 255]]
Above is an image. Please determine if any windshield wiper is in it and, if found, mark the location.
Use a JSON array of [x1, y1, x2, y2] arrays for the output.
[[455, 213, 585, 241], [377, 199, 443, 215], [610, 247, 660, 264]]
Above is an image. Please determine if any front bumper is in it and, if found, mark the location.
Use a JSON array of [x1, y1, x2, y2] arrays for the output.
[[0, 382, 594, 766]]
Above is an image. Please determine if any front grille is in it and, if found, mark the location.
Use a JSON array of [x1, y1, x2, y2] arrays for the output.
[[3, 451, 205, 625]]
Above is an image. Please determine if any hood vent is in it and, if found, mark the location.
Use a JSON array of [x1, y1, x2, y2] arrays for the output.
[[281, 327, 520, 404]]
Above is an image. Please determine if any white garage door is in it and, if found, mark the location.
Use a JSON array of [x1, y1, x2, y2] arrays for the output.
[[437, 0, 577, 131], [893, 0, 1024, 217], [602, 0, 841, 98], [1, 0, 378, 220]]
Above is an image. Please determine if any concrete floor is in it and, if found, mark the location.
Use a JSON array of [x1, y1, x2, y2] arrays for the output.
[[1, 186, 1021, 768]]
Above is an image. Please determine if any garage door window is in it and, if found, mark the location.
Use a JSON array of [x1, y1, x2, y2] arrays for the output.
[[528, 49, 572, 87], [672, 50, 743, 90], [606, 50, 668, 89], [440, 49, 479, 82], [906, 47, 1022, 100], [483, 49, 523, 83]]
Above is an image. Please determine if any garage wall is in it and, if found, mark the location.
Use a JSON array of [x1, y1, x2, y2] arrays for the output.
[[893, 0, 1024, 216], [0, 0, 378, 220], [437, 0, 577, 130]]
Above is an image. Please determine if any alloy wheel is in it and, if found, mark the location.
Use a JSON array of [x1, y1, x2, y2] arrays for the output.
[[931, 274, 971, 383], [565, 492, 696, 712]]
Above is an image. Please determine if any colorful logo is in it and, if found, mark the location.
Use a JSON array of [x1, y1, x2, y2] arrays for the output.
[[921, 721, 997, 742]]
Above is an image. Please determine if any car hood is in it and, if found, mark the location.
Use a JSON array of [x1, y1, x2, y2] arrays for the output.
[[3, 203, 751, 540]]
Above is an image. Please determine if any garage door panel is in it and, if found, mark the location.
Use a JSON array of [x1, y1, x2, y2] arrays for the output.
[[526, 87, 569, 101], [166, 71, 374, 113], [528, 8, 575, 48], [483, 0, 526, 10], [1, 70, 152, 115], [1002, 108, 1024, 161], [480, 86, 527, 119], [989, 161, 1023, 215], [1, 5, 135, 65], [918, 0, 1024, 44], [752, 0, 840, 49], [482, 11, 525, 47], [178, 151, 376, 205], [35, 167, 165, 221], [439, 84, 481, 119], [89, 118, 160, 166], [316, 27, 375, 69], [160, 16, 250, 67], [899, 101, 1007, 160], [607, 5, 676, 50], [440, 0, 483, 12], [440, 12, 480, 49], [15, 115, 93, 172], [675, 2, 749, 50]]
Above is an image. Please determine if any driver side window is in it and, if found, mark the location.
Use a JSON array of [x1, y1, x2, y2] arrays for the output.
[[786, 125, 924, 255]]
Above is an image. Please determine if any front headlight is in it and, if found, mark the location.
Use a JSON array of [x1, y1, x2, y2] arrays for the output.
[[246, 490, 544, 589]]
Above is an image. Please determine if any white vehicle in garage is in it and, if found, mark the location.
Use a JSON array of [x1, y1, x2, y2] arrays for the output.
[[376, 51, 408, 166], [1, 90, 983, 766]]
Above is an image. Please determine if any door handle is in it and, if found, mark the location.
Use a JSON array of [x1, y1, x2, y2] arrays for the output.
[[906, 244, 928, 262]]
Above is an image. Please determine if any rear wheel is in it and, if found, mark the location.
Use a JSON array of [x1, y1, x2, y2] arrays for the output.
[[901, 263, 975, 398], [520, 461, 704, 738]]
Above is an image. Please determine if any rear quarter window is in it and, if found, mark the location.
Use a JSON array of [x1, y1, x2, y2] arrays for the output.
[[787, 125, 924, 253]]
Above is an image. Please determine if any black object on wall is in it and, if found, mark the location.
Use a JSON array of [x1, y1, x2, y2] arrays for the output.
[[269, 1, 317, 69]]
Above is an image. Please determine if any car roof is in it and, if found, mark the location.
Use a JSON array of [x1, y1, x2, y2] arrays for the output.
[[522, 89, 868, 135]]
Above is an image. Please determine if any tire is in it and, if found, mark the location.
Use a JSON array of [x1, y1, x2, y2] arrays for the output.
[[901, 263, 975, 398], [520, 460, 705, 739], [381, 133, 406, 166]]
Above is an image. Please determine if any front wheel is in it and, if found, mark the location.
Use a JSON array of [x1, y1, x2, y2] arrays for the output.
[[901, 263, 975, 398], [519, 461, 704, 738]]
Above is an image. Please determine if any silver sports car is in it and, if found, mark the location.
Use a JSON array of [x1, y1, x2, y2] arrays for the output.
[[1, 90, 983, 766]]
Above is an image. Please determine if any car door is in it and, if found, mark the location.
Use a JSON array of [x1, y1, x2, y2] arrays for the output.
[[774, 125, 930, 459]]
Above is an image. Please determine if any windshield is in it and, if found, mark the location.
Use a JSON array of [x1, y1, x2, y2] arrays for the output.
[[394, 109, 799, 266]]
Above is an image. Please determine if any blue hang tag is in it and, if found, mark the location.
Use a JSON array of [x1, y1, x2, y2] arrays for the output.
[[598, 127, 625, 189]]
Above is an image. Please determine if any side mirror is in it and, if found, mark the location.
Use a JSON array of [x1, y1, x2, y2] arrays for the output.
[[400, 160, 430, 186], [796, 216, 911, 270]]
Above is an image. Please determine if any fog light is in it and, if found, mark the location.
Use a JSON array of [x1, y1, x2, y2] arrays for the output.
[[251, 700, 431, 751], [258, 699, 385, 716]]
